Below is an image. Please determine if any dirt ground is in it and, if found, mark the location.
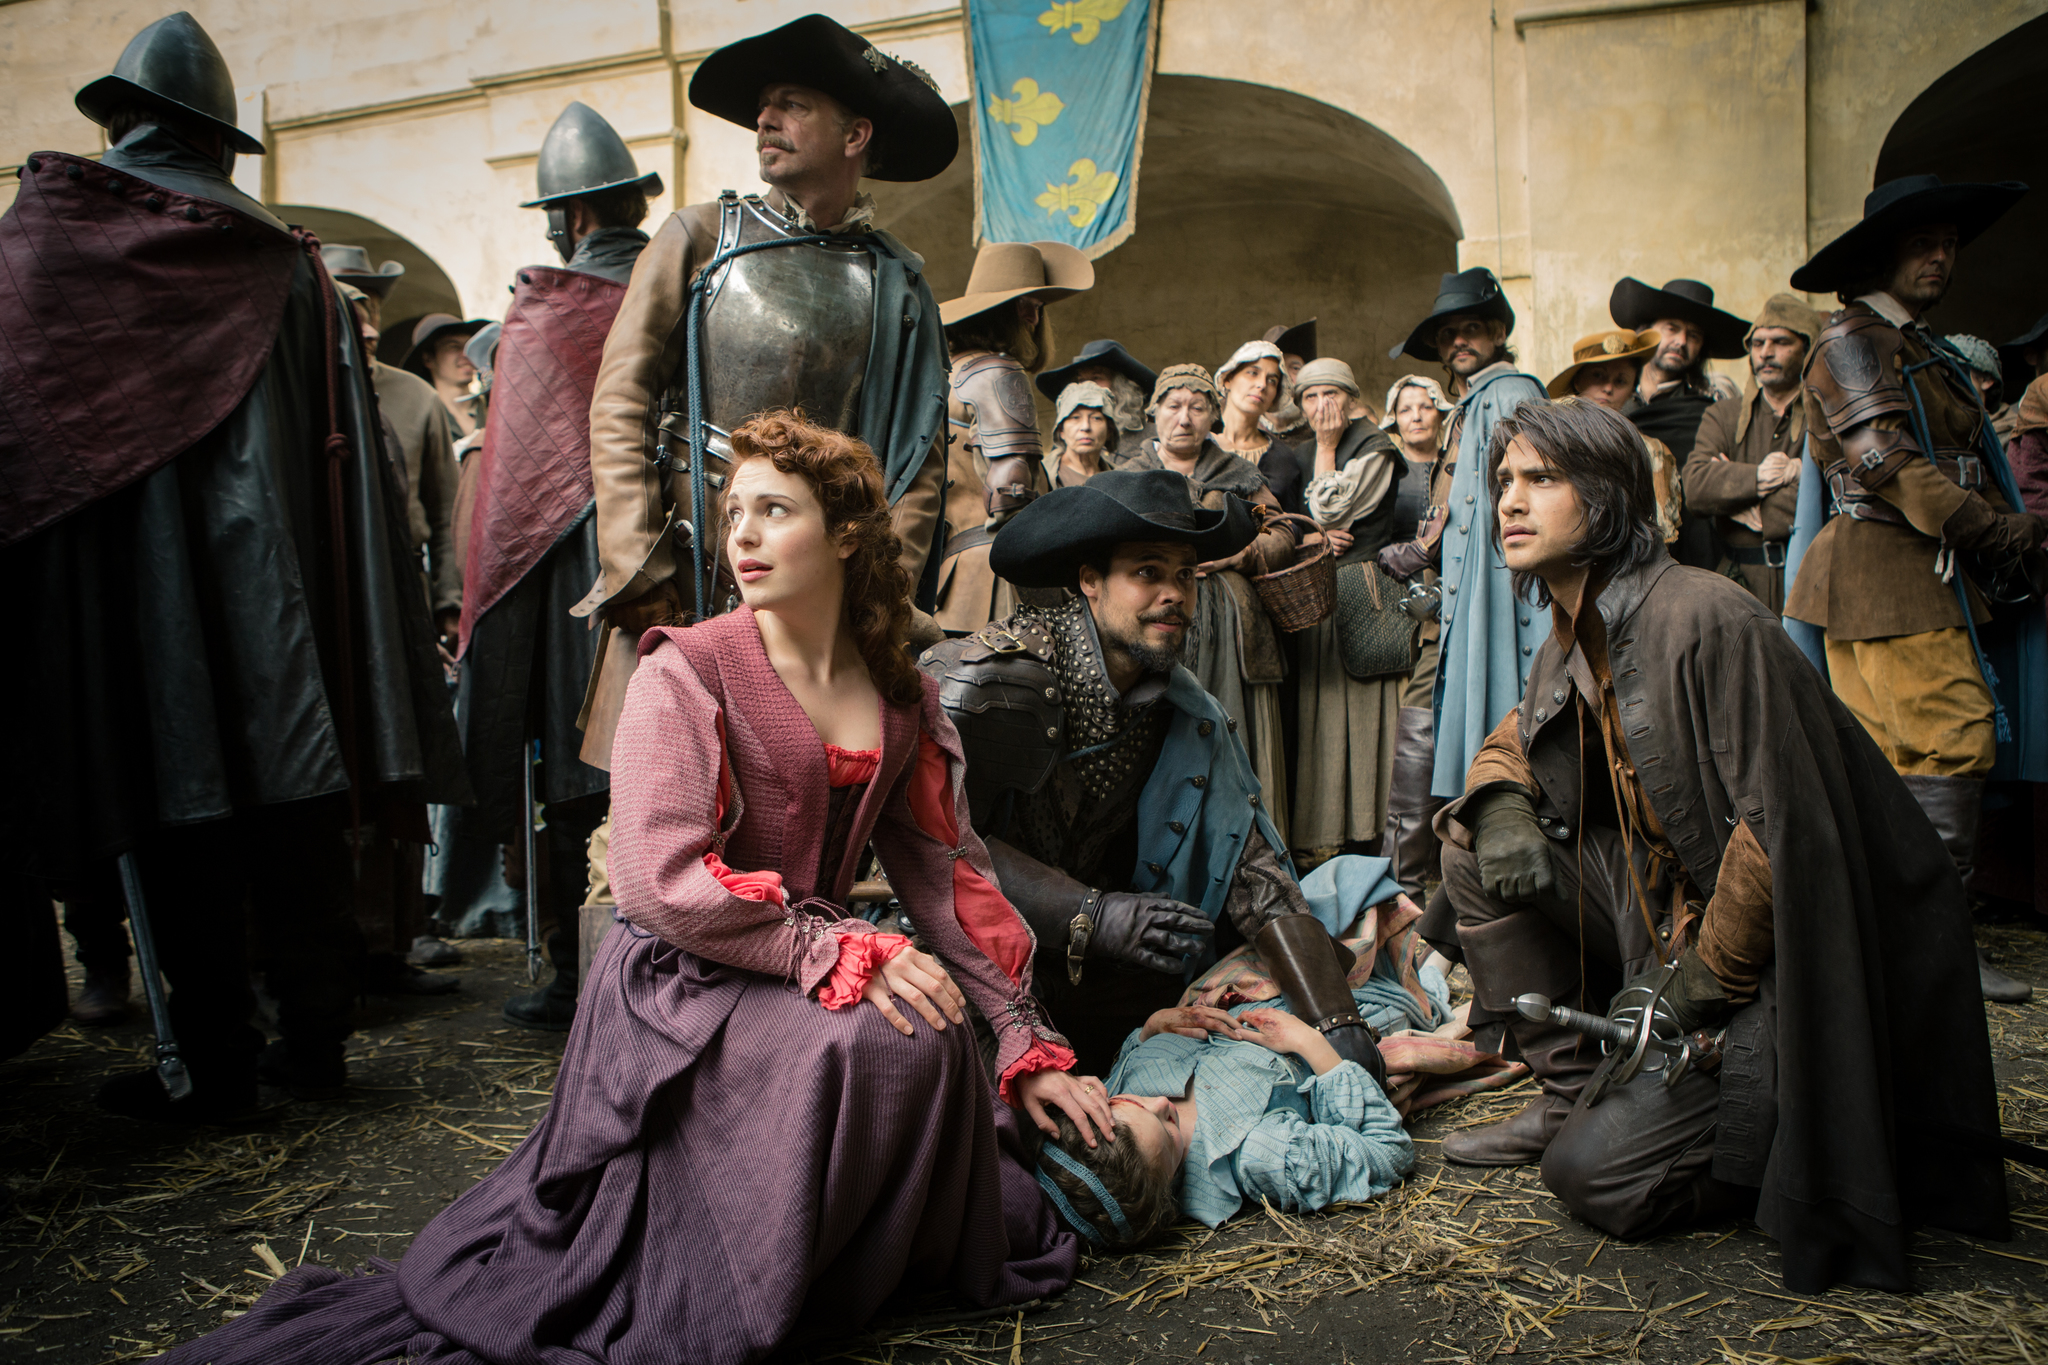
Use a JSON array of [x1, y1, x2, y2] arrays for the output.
[[3, 921, 2044, 1365]]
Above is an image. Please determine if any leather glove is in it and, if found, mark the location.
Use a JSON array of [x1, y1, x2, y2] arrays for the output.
[[1942, 493, 2046, 559], [1943, 495, 2048, 603], [1620, 947, 1731, 1035], [1086, 892, 1214, 975], [1469, 785, 1554, 903], [606, 580, 687, 634], [1377, 539, 1432, 581], [984, 455, 1040, 526]]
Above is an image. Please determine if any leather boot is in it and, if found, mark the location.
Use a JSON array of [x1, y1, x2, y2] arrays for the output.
[[1382, 708, 1445, 897], [504, 928, 580, 1031], [1443, 908, 1597, 1167], [1901, 774, 2032, 1003], [1255, 914, 1386, 1087]]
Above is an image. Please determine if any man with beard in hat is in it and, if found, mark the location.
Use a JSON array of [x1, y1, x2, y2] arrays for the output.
[[1038, 339, 1158, 452], [932, 240, 1094, 633], [456, 101, 661, 1031], [1433, 397, 2007, 1292], [1610, 277, 1749, 568], [0, 11, 468, 1115], [1682, 295, 1822, 615], [1386, 268, 1548, 809], [579, 12, 957, 776], [1785, 174, 2046, 1003], [405, 312, 491, 444], [922, 470, 1388, 1080]]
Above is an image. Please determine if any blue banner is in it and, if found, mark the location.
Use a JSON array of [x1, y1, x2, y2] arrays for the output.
[[967, 0, 1158, 259]]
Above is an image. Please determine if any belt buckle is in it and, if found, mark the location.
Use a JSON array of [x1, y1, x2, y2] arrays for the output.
[[1763, 541, 1786, 569], [1957, 455, 1983, 489]]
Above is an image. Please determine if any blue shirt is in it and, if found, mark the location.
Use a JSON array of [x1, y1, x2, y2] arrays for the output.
[[1105, 999, 1416, 1229]]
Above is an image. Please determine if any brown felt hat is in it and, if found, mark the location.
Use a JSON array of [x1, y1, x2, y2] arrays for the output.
[[1547, 328, 1656, 398], [940, 241, 1094, 327]]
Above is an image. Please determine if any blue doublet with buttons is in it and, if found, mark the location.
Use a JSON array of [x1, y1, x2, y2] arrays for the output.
[[1126, 667, 1293, 967]]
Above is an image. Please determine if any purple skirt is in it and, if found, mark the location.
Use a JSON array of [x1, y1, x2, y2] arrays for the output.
[[158, 922, 1076, 1364]]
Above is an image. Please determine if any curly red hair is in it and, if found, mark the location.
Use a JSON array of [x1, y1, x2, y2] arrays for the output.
[[725, 411, 922, 707]]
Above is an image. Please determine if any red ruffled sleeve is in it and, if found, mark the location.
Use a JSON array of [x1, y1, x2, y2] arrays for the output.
[[817, 931, 911, 1010], [997, 1038, 1078, 1106]]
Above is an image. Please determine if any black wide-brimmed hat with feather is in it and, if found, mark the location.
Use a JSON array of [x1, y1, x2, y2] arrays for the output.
[[1791, 174, 2027, 294], [688, 14, 958, 183], [991, 469, 1257, 588]]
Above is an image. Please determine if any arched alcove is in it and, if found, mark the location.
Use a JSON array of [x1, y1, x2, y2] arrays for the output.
[[870, 76, 1462, 407], [1875, 11, 2048, 394], [272, 204, 467, 367]]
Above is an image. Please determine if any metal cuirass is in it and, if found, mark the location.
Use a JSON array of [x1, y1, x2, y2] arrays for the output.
[[689, 193, 875, 453]]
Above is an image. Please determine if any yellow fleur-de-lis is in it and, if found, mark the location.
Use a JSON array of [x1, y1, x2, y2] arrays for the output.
[[1035, 159, 1120, 229], [1037, 0, 1133, 45], [987, 77, 1066, 147]]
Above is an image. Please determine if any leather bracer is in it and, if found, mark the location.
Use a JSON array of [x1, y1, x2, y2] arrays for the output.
[[918, 615, 1064, 826], [953, 353, 1043, 524], [985, 839, 1090, 948]]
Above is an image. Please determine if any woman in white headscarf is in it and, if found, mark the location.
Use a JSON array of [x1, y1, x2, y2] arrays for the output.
[[1288, 359, 1407, 865], [1371, 374, 1455, 895], [1213, 340, 1307, 515]]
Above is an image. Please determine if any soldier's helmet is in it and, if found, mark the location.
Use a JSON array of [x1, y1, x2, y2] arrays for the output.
[[75, 10, 264, 155], [520, 102, 663, 208]]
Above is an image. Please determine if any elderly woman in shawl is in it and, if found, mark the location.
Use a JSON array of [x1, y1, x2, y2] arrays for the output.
[[1125, 363, 1300, 843], [1289, 359, 1407, 864]]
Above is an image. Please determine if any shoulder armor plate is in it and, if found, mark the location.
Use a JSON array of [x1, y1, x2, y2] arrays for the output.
[[1807, 306, 1909, 436], [919, 618, 1064, 806]]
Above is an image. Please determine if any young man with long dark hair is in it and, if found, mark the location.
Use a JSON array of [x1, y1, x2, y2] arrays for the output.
[[1431, 398, 2007, 1294]]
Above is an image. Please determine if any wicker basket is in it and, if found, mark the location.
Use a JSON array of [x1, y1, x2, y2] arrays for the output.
[[1250, 513, 1336, 632]]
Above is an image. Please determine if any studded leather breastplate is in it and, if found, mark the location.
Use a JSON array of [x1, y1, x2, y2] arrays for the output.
[[1005, 599, 1167, 887]]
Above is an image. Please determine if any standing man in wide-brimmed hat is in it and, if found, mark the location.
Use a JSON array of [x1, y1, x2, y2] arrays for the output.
[[1610, 276, 1750, 568], [0, 11, 468, 1113], [404, 312, 491, 443], [931, 240, 1094, 632], [922, 469, 1390, 1082], [1387, 268, 1547, 809], [1038, 338, 1158, 451], [1785, 173, 2045, 1002], [1681, 294, 1822, 614], [579, 12, 959, 771], [1545, 328, 1683, 547], [455, 100, 662, 1032]]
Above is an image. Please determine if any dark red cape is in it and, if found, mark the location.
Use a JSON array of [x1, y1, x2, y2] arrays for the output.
[[458, 265, 625, 654], [0, 152, 300, 547]]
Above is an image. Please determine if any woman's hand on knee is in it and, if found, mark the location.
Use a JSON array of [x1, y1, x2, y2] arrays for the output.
[[864, 946, 967, 1036], [1014, 1068, 1114, 1147]]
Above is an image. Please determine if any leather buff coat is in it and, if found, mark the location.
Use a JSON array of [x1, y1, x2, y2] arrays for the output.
[[1446, 552, 2005, 1292]]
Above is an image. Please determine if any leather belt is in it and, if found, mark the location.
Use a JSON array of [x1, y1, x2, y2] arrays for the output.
[[943, 524, 995, 560], [1725, 542, 1787, 568]]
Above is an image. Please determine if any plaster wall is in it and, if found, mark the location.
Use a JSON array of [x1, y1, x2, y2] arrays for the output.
[[1520, 0, 1808, 374]]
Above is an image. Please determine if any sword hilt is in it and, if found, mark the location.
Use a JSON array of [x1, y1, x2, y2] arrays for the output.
[[1515, 993, 1635, 1049]]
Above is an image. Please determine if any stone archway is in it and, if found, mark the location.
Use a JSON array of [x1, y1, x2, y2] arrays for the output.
[[870, 75, 1462, 410], [273, 204, 467, 367], [1875, 11, 2048, 391]]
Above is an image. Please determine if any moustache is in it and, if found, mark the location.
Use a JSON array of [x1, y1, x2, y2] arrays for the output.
[[757, 135, 794, 153], [1140, 612, 1189, 628]]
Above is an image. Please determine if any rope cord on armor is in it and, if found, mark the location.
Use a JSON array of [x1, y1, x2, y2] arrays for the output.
[[294, 229, 363, 844], [679, 231, 844, 621], [1899, 345, 2013, 745], [1035, 1142, 1132, 1243]]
